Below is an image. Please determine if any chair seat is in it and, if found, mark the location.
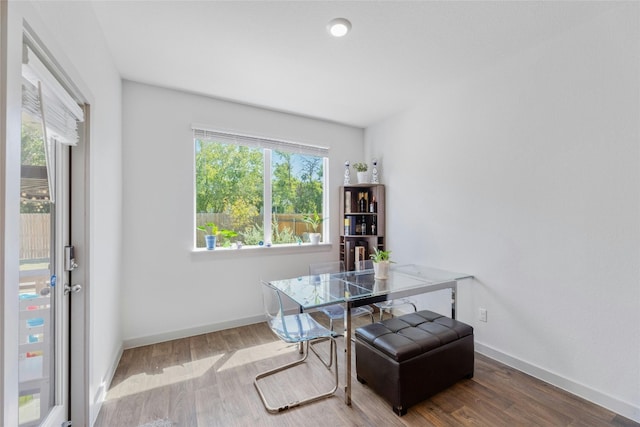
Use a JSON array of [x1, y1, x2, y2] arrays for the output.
[[269, 313, 336, 343], [321, 304, 373, 320]]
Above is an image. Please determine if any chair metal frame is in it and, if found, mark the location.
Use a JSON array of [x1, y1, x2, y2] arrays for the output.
[[374, 298, 418, 321], [357, 259, 418, 320], [254, 281, 339, 413], [309, 261, 374, 332]]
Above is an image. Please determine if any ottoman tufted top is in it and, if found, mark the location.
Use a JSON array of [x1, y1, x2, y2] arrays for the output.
[[355, 310, 473, 362]]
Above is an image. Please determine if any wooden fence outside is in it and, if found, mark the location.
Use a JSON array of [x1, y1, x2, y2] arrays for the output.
[[274, 214, 311, 236], [21, 213, 317, 258], [195, 212, 314, 246], [20, 214, 51, 260], [195, 213, 310, 233]]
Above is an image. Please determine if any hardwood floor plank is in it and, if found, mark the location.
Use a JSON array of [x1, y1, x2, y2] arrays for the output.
[[451, 404, 513, 427], [94, 323, 639, 427], [138, 385, 170, 425], [100, 389, 146, 427], [448, 387, 520, 426], [168, 381, 198, 426], [413, 400, 466, 427]]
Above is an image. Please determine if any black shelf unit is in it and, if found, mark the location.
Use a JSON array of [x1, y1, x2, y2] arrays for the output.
[[339, 184, 385, 271]]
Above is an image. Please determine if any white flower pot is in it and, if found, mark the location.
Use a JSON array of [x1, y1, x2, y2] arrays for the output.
[[373, 261, 390, 279], [309, 233, 321, 245], [357, 171, 368, 183]]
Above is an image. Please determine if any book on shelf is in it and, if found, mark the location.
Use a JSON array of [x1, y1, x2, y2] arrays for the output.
[[355, 246, 366, 270], [345, 191, 351, 213], [345, 240, 354, 270]]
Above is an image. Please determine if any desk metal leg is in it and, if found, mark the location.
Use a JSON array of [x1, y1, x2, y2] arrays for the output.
[[299, 305, 305, 353], [451, 282, 458, 319], [344, 304, 352, 405]]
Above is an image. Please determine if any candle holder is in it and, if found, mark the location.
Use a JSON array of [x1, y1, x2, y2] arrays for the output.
[[371, 159, 379, 184]]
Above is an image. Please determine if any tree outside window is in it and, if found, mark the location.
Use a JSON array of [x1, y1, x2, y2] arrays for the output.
[[194, 133, 328, 249]]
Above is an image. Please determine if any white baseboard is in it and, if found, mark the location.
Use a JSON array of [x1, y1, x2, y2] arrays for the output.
[[475, 341, 640, 423], [122, 314, 265, 349], [91, 344, 124, 426]]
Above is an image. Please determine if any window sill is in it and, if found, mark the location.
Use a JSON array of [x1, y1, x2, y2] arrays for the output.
[[191, 242, 333, 259]]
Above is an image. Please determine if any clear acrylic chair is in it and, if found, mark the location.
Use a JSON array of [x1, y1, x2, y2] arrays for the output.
[[308, 261, 374, 332], [375, 299, 418, 321], [358, 259, 418, 321], [254, 280, 339, 413]]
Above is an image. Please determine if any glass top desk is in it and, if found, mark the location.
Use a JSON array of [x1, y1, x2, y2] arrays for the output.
[[267, 264, 473, 405]]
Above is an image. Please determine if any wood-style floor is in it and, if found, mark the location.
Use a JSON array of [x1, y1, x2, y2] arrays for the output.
[[94, 318, 638, 427]]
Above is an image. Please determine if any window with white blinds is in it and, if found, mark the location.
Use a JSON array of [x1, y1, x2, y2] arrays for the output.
[[193, 125, 329, 250], [21, 45, 84, 146], [192, 126, 329, 158]]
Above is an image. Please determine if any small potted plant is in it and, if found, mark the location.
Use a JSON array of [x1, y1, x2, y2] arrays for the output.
[[302, 212, 325, 245], [370, 247, 393, 279], [218, 229, 239, 248], [197, 222, 238, 250], [352, 162, 369, 183], [197, 222, 219, 249]]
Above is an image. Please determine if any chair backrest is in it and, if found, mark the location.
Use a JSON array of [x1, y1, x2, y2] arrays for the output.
[[309, 260, 345, 275], [355, 259, 373, 271], [260, 280, 314, 343], [261, 280, 284, 326]]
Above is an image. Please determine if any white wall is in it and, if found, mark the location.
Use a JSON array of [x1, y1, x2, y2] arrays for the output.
[[366, 4, 639, 421], [1, 2, 122, 425], [39, 5, 124, 423], [121, 81, 363, 346]]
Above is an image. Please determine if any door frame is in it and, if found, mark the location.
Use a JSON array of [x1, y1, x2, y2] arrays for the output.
[[69, 105, 89, 426], [0, 0, 22, 422], [1, 3, 90, 426]]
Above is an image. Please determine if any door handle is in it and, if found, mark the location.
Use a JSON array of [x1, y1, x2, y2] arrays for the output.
[[64, 283, 82, 295]]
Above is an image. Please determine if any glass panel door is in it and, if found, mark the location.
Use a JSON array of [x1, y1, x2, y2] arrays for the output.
[[19, 111, 55, 425], [16, 31, 84, 427], [18, 108, 69, 426]]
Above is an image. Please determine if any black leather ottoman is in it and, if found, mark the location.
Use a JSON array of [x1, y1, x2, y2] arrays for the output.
[[355, 310, 474, 416]]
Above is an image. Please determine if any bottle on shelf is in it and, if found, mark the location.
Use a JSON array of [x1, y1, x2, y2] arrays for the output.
[[358, 192, 366, 213], [369, 196, 377, 213], [361, 216, 367, 235]]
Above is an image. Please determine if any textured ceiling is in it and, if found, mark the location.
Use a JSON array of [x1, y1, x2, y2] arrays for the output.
[[90, 1, 615, 128]]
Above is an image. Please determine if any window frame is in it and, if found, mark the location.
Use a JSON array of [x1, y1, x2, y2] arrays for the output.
[[193, 125, 330, 251]]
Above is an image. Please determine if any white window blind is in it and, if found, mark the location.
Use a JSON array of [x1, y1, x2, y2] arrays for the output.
[[192, 125, 329, 157], [21, 45, 84, 146]]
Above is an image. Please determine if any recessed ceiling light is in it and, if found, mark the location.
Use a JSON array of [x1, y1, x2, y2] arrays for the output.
[[327, 18, 351, 38]]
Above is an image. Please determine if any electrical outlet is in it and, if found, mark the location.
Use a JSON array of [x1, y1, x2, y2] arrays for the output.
[[479, 308, 487, 322]]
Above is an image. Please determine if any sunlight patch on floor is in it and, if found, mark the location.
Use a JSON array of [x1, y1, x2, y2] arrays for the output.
[[106, 340, 298, 398], [106, 353, 224, 399], [216, 340, 295, 372]]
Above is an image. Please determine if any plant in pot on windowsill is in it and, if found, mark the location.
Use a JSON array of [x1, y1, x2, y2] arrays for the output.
[[370, 248, 393, 279], [302, 212, 325, 245], [353, 162, 369, 184], [197, 222, 220, 250], [197, 222, 238, 250], [218, 229, 239, 248]]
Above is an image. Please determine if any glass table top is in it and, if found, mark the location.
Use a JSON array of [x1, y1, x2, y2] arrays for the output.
[[268, 264, 472, 310]]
